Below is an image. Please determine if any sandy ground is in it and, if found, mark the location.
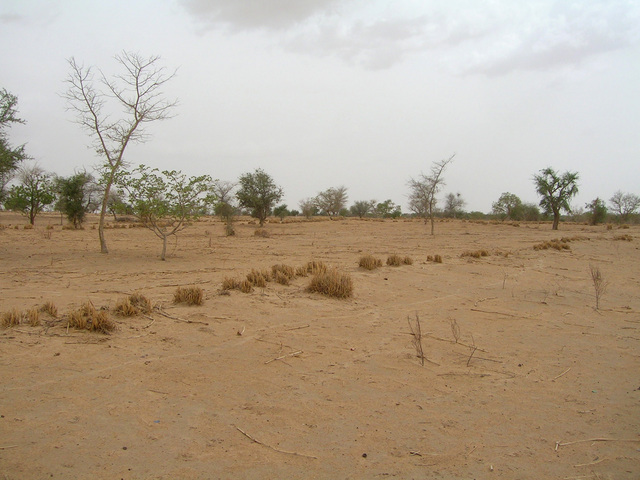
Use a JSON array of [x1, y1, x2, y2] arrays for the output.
[[1, 212, 639, 479]]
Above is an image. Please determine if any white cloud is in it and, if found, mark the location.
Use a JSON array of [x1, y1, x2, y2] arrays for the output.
[[180, 0, 640, 74]]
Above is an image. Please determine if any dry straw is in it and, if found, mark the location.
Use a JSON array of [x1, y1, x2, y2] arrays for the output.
[[461, 249, 490, 258], [307, 268, 353, 299], [2, 308, 22, 328], [173, 287, 204, 306], [40, 301, 58, 318], [358, 254, 382, 270]]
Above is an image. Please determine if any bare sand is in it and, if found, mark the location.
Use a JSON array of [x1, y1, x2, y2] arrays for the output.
[[1, 213, 639, 479]]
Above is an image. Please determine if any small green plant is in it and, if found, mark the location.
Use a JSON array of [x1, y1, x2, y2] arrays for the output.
[[358, 254, 382, 270], [307, 268, 353, 299], [173, 286, 204, 305]]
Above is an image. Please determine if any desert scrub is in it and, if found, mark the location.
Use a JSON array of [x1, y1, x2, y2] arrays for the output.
[[173, 286, 204, 305], [426, 255, 443, 263], [254, 228, 270, 238], [128, 293, 153, 313], [533, 240, 570, 251], [113, 293, 153, 317], [239, 279, 254, 293], [246, 269, 269, 287], [386, 254, 403, 266], [614, 234, 632, 241], [271, 264, 296, 281], [461, 249, 490, 258], [2, 308, 22, 328], [26, 308, 40, 327], [307, 268, 353, 299], [221, 277, 240, 291], [358, 254, 382, 270], [68, 302, 116, 333], [305, 260, 327, 275], [40, 301, 58, 318]]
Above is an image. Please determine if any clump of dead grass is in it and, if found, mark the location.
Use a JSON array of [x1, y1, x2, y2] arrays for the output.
[[2, 308, 22, 328], [305, 260, 328, 275], [461, 249, 490, 258], [613, 234, 632, 241], [426, 254, 443, 263], [221, 277, 240, 291], [239, 279, 254, 293], [68, 301, 116, 333], [246, 269, 270, 288], [26, 308, 40, 327], [254, 228, 270, 238], [358, 254, 382, 270], [173, 286, 204, 306], [386, 254, 412, 266], [271, 264, 296, 281], [40, 301, 58, 318], [533, 239, 570, 251], [307, 268, 353, 299]]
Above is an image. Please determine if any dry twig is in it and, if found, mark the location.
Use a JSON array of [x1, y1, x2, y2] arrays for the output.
[[234, 425, 317, 459], [265, 350, 303, 364]]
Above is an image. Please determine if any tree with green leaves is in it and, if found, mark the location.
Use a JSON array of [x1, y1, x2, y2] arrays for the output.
[[350, 200, 376, 218], [116, 165, 213, 260], [64, 52, 177, 254], [273, 204, 290, 221], [586, 197, 607, 226], [492, 192, 523, 220], [408, 154, 455, 234], [236, 169, 283, 226], [299, 198, 318, 218], [443, 192, 465, 218], [376, 199, 402, 218], [4, 165, 55, 224], [1, 89, 30, 201], [609, 191, 640, 221], [533, 167, 579, 230], [314, 186, 348, 218], [55, 172, 99, 228], [211, 180, 237, 236]]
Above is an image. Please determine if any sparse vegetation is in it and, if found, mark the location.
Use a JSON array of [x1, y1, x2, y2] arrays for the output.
[[254, 228, 270, 238], [173, 286, 204, 306], [40, 301, 58, 318], [2, 308, 22, 328], [68, 302, 116, 333], [307, 268, 353, 298], [589, 265, 608, 310], [408, 314, 425, 366], [246, 269, 269, 287], [461, 249, 490, 258], [614, 234, 632, 241], [359, 254, 382, 270], [221, 277, 240, 291]]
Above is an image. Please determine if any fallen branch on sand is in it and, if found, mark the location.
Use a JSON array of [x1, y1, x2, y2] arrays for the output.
[[154, 307, 208, 325], [265, 350, 303, 364], [555, 438, 640, 450], [552, 367, 571, 381], [234, 425, 317, 459]]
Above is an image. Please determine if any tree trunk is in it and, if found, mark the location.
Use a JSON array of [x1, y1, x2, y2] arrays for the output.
[[98, 170, 116, 254], [552, 208, 560, 230], [161, 235, 167, 261]]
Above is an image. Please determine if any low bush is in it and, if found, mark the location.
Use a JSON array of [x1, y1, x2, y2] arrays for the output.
[[173, 286, 204, 306], [358, 254, 382, 270], [307, 268, 353, 299]]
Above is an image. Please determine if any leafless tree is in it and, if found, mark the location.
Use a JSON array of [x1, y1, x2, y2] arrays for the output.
[[408, 154, 455, 234], [314, 186, 348, 218], [609, 190, 640, 221], [63, 51, 177, 253]]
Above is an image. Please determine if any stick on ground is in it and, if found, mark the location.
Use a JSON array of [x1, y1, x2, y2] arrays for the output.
[[234, 425, 317, 459]]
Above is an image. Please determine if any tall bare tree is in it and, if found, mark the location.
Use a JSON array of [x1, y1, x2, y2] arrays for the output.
[[314, 186, 348, 218], [408, 154, 455, 235], [609, 190, 640, 221], [63, 51, 177, 253]]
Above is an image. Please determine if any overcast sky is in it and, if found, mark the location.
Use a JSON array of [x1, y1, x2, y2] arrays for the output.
[[1, 0, 639, 213]]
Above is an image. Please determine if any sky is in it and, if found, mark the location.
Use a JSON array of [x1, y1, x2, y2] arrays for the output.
[[1, 0, 639, 213]]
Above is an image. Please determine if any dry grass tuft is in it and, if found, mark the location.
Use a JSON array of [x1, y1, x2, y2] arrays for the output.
[[23, 224, 33, 230], [533, 240, 570, 251], [26, 308, 40, 327], [68, 302, 116, 333], [305, 260, 328, 275], [254, 228, 270, 238], [307, 268, 353, 299], [295, 265, 309, 277], [173, 286, 204, 305], [129, 293, 153, 314], [434, 254, 443, 263], [221, 277, 240, 291], [386, 254, 404, 266], [613, 234, 632, 241], [113, 298, 139, 317], [246, 269, 269, 288], [274, 271, 291, 285], [272, 264, 296, 280], [358, 254, 382, 270], [403, 256, 413, 265], [40, 301, 58, 318], [461, 249, 490, 258], [2, 308, 22, 328], [239, 279, 254, 293]]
